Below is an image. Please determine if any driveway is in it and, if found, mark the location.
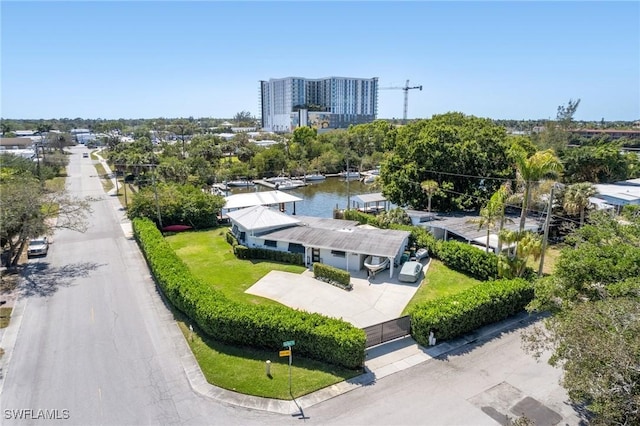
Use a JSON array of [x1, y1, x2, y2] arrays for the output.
[[245, 260, 430, 328]]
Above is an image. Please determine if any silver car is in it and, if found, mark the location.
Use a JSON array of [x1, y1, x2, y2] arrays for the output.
[[27, 237, 49, 257]]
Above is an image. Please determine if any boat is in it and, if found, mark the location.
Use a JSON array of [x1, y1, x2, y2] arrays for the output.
[[340, 171, 361, 180], [361, 174, 377, 184], [274, 179, 306, 190], [227, 180, 255, 187], [304, 173, 326, 181], [364, 255, 390, 276]]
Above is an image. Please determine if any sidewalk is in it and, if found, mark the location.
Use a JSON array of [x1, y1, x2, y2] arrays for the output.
[[175, 310, 539, 415]]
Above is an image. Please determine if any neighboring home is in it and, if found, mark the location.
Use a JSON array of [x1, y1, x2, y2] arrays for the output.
[[0, 138, 36, 159], [227, 205, 410, 278], [593, 180, 640, 211]]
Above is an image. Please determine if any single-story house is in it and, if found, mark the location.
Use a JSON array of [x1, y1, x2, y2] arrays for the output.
[[593, 181, 640, 211], [227, 205, 411, 278]]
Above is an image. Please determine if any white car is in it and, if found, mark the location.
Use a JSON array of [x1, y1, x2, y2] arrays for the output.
[[27, 237, 49, 257]]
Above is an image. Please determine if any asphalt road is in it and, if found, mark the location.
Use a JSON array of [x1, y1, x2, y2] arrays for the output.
[[0, 146, 581, 425], [0, 147, 282, 425]]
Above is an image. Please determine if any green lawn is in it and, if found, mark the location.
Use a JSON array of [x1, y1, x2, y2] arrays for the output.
[[0, 307, 12, 328], [529, 243, 564, 276], [166, 229, 306, 305], [402, 259, 482, 315], [176, 320, 360, 399]]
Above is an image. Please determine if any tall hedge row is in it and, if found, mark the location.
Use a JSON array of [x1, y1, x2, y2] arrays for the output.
[[133, 218, 365, 369], [410, 279, 533, 345]]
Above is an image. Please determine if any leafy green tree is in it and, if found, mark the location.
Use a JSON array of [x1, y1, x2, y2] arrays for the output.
[[380, 113, 515, 211], [556, 98, 581, 130], [513, 149, 563, 231], [562, 182, 596, 226], [127, 183, 225, 229], [524, 212, 640, 424], [0, 174, 91, 267], [170, 119, 196, 159], [377, 207, 412, 227]]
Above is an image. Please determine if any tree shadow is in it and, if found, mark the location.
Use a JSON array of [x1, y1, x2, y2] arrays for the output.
[[20, 261, 106, 298]]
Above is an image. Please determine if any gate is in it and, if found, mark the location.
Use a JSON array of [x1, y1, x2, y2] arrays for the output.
[[362, 315, 411, 348]]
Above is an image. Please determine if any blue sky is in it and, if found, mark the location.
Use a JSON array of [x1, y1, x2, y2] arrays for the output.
[[2, 1, 639, 121]]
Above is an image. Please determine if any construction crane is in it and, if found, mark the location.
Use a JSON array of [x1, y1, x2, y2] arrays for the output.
[[380, 80, 423, 124]]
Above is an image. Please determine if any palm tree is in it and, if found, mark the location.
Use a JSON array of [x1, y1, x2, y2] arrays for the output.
[[468, 204, 501, 253], [489, 183, 513, 254], [515, 149, 563, 231], [420, 180, 439, 213], [563, 182, 597, 226]]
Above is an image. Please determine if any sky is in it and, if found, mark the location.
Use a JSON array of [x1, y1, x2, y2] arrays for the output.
[[1, 1, 639, 122]]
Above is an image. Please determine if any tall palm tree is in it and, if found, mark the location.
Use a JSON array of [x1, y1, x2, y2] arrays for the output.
[[468, 204, 501, 253], [515, 149, 563, 231], [563, 182, 597, 226], [420, 180, 439, 213], [489, 183, 513, 254]]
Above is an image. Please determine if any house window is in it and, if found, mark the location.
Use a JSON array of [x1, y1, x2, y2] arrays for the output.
[[331, 250, 346, 258], [232, 224, 239, 233], [264, 240, 277, 247], [288, 243, 304, 254], [239, 232, 246, 242]]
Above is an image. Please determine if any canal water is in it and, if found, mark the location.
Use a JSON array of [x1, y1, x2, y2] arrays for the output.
[[228, 177, 379, 218]]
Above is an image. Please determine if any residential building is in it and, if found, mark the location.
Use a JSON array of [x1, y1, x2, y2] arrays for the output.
[[259, 76, 378, 133], [226, 205, 409, 278]]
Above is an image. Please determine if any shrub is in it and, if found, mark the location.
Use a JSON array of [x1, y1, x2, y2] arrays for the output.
[[410, 279, 533, 345], [437, 240, 499, 280], [313, 263, 352, 288], [133, 218, 365, 369], [234, 246, 304, 265]]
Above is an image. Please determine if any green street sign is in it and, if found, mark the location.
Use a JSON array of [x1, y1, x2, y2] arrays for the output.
[[283, 340, 295, 347]]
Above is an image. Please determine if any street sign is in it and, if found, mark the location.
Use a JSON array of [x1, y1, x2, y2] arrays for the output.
[[282, 340, 295, 347], [279, 350, 291, 357]]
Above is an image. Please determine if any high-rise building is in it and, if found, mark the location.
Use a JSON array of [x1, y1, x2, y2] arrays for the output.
[[259, 76, 378, 133]]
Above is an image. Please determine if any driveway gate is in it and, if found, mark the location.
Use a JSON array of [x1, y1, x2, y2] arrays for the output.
[[362, 315, 411, 348]]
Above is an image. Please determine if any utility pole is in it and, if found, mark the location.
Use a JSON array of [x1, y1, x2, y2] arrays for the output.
[[538, 184, 556, 277]]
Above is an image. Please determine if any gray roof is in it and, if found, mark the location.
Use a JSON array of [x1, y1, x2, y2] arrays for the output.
[[294, 215, 359, 230], [262, 225, 410, 258], [418, 213, 540, 241]]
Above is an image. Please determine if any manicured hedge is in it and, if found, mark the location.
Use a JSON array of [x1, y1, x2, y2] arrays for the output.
[[436, 240, 498, 280], [233, 245, 304, 265], [133, 218, 365, 369], [313, 263, 351, 287], [409, 278, 534, 345]]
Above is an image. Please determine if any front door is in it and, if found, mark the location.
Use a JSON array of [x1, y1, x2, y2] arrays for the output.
[[312, 248, 320, 263]]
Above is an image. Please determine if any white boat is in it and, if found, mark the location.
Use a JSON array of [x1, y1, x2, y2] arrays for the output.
[[361, 174, 377, 184], [340, 171, 361, 180], [304, 173, 326, 181], [273, 179, 306, 190], [227, 180, 255, 187], [364, 255, 390, 275]]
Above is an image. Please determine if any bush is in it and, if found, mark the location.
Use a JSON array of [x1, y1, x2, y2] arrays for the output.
[[313, 263, 352, 289], [233, 245, 304, 265], [437, 240, 498, 280], [133, 218, 365, 369], [410, 279, 533, 345], [225, 230, 238, 246]]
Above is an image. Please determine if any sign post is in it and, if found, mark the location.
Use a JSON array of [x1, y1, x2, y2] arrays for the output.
[[281, 340, 295, 396]]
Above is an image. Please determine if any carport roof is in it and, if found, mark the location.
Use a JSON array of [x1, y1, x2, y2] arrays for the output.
[[353, 192, 386, 204], [223, 190, 302, 210], [262, 225, 410, 258], [226, 205, 300, 230]]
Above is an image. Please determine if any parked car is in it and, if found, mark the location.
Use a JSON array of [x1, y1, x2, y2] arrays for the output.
[[27, 237, 49, 257], [398, 261, 423, 283], [82, 152, 89, 158]]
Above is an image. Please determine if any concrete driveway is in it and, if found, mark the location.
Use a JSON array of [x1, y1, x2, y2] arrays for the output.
[[245, 260, 430, 328]]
